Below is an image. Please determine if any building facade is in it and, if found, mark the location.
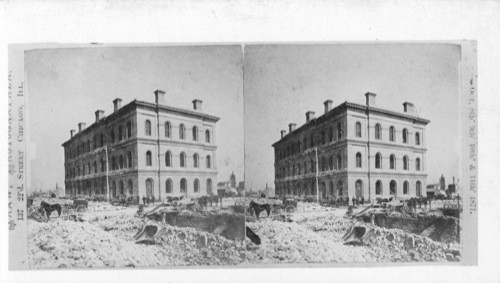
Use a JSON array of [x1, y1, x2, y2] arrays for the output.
[[272, 92, 430, 202], [62, 90, 219, 200]]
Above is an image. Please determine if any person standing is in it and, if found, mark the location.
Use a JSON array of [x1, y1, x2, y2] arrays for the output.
[[152, 195, 155, 205], [142, 195, 146, 205], [352, 196, 356, 207]]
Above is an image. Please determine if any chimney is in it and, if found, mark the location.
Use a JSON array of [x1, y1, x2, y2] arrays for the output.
[[280, 130, 287, 139], [155, 89, 165, 104], [403, 102, 415, 114], [113, 98, 122, 112], [70, 129, 76, 138], [78, 122, 86, 133], [95, 110, 105, 122], [192, 99, 203, 111], [365, 92, 377, 106], [306, 111, 315, 123], [288, 123, 297, 133], [324, 100, 333, 114]]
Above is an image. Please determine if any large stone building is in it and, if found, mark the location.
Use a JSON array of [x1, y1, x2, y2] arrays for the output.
[[272, 92, 430, 202], [62, 90, 219, 201]]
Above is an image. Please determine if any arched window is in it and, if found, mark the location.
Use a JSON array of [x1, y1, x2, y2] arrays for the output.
[[321, 131, 326, 144], [111, 181, 117, 197], [111, 129, 115, 143], [303, 137, 307, 150], [402, 128, 408, 143], [304, 161, 307, 174], [165, 179, 173, 194], [415, 132, 420, 145], [192, 126, 198, 141], [128, 179, 133, 196], [337, 123, 342, 139], [337, 180, 343, 196], [145, 178, 153, 196], [127, 121, 132, 138], [376, 180, 382, 195], [355, 180, 363, 197], [100, 133, 104, 147], [180, 178, 187, 194], [375, 124, 382, 140], [206, 155, 211, 169], [100, 158, 105, 172], [329, 155, 334, 170], [193, 153, 199, 168], [310, 158, 315, 173], [180, 152, 186, 167], [356, 152, 362, 168], [194, 179, 200, 193], [146, 151, 152, 166], [375, 153, 382, 169], [389, 126, 395, 142], [179, 124, 185, 139], [119, 180, 124, 196], [127, 151, 132, 168], [118, 126, 123, 141], [298, 163, 302, 175], [403, 181, 409, 195], [416, 181, 422, 197], [321, 156, 325, 171], [145, 120, 152, 136], [165, 122, 171, 137], [93, 160, 97, 174], [328, 127, 333, 142], [310, 133, 314, 147], [207, 179, 213, 195], [390, 180, 397, 196], [403, 155, 409, 170], [111, 156, 116, 170], [205, 130, 210, 143], [355, 122, 362, 138], [336, 153, 342, 169], [416, 157, 421, 171], [165, 151, 172, 167], [87, 140, 91, 152], [93, 136, 97, 149], [390, 154, 396, 170], [119, 155, 124, 169]]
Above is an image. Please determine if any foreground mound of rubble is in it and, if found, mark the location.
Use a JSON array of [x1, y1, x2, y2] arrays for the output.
[[28, 215, 244, 269]]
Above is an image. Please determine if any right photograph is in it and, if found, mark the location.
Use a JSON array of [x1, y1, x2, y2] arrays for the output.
[[243, 44, 464, 265]]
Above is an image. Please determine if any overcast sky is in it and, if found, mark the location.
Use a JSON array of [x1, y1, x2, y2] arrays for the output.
[[25, 45, 244, 193], [244, 44, 461, 191]]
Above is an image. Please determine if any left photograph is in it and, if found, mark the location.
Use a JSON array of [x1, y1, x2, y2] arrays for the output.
[[24, 45, 245, 268]]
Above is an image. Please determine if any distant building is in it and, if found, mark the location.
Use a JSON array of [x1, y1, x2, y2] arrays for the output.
[[62, 90, 219, 200], [230, 172, 236, 188], [273, 92, 430, 201]]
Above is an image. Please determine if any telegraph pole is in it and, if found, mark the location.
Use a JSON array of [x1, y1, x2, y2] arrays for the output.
[[315, 147, 319, 203], [105, 145, 110, 203]]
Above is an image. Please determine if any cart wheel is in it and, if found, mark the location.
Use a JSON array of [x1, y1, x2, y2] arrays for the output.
[[285, 205, 296, 214], [76, 205, 87, 214]]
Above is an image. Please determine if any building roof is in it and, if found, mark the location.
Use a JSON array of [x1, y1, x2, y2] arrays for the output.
[[62, 99, 220, 147], [272, 101, 430, 147]]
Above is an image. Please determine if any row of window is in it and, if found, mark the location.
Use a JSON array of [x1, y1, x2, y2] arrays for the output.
[[365, 123, 421, 145], [145, 178, 213, 195], [66, 151, 134, 178], [145, 151, 212, 169], [374, 153, 421, 171], [144, 120, 211, 143]]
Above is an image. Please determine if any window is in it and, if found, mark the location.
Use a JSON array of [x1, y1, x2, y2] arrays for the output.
[[416, 157, 421, 171], [93, 136, 97, 150], [298, 163, 302, 175], [376, 180, 382, 195], [390, 180, 397, 196], [87, 140, 91, 152], [329, 155, 334, 170], [127, 121, 132, 138], [179, 124, 185, 139], [402, 128, 408, 143], [390, 154, 396, 170], [100, 158, 105, 172], [416, 181, 422, 197], [336, 153, 342, 169], [145, 179, 153, 196], [111, 156, 116, 170], [375, 124, 382, 140], [118, 126, 123, 141], [180, 178, 187, 194], [128, 179, 133, 195], [165, 122, 171, 138], [145, 120, 152, 136], [146, 151, 152, 166], [207, 179, 213, 195], [206, 155, 211, 168], [403, 181, 409, 195], [321, 157, 325, 171], [303, 137, 307, 150], [128, 151, 132, 168], [389, 126, 395, 142], [119, 155, 124, 169], [93, 161, 97, 174], [304, 161, 307, 174], [111, 130, 115, 143], [329, 127, 333, 142], [375, 153, 382, 169], [194, 179, 200, 193], [356, 152, 362, 168], [337, 123, 342, 139], [355, 122, 362, 138], [165, 151, 172, 167], [193, 153, 199, 168], [100, 133, 104, 147], [415, 132, 420, 145], [403, 155, 409, 170], [119, 181, 124, 195], [205, 130, 210, 143], [310, 159, 315, 173], [180, 152, 186, 167], [321, 131, 326, 144], [192, 126, 198, 141], [165, 179, 173, 194], [310, 133, 314, 147]]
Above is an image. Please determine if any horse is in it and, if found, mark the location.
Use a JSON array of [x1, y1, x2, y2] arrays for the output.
[[39, 201, 62, 218], [249, 200, 271, 218]]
